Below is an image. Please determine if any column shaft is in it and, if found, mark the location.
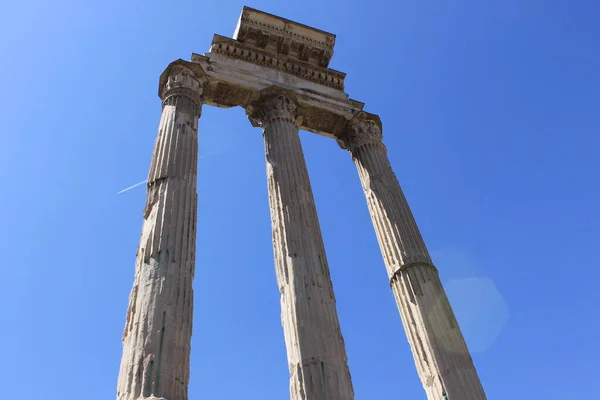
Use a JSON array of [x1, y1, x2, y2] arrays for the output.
[[117, 66, 203, 400], [251, 93, 354, 400], [340, 118, 486, 400]]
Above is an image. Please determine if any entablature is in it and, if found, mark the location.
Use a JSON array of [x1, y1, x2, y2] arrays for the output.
[[157, 8, 379, 139], [189, 54, 365, 138]]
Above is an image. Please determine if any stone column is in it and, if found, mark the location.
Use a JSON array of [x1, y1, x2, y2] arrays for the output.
[[337, 115, 486, 400], [248, 91, 354, 400], [116, 64, 205, 400]]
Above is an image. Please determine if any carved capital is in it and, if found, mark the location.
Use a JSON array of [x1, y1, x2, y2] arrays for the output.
[[247, 92, 300, 127], [337, 115, 383, 153], [161, 66, 206, 115]]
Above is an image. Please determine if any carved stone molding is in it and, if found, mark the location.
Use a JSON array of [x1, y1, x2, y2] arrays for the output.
[[234, 7, 335, 68], [247, 92, 300, 127], [161, 65, 206, 115], [208, 82, 254, 108], [209, 36, 345, 91], [337, 115, 384, 153]]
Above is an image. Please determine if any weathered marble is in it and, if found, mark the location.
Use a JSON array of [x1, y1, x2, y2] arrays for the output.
[[233, 7, 336, 69], [248, 91, 354, 400], [337, 113, 487, 400], [117, 65, 205, 400], [116, 6, 489, 400]]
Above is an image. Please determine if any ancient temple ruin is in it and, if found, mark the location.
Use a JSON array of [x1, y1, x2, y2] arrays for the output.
[[116, 7, 487, 400]]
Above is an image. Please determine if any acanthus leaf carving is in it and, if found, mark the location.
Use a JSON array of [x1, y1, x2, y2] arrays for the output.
[[161, 66, 206, 116], [337, 117, 383, 153], [248, 93, 299, 127]]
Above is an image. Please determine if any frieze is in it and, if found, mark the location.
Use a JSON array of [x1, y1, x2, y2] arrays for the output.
[[301, 107, 348, 137], [295, 92, 360, 116], [206, 82, 254, 108]]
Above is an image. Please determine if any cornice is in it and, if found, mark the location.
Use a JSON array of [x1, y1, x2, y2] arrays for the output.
[[237, 8, 334, 51], [234, 6, 335, 68], [209, 35, 345, 91]]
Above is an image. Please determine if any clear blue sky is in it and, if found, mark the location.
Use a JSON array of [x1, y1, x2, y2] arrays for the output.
[[1, 0, 599, 399]]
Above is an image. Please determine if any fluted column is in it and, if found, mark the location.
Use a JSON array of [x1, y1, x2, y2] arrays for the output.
[[337, 115, 486, 400], [117, 65, 205, 400], [248, 91, 354, 400]]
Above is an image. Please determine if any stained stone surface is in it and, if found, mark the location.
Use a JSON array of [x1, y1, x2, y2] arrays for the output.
[[248, 92, 354, 400], [233, 7, 336, 68], [337, 114, 487, 400], [116, 65, 204, 400]]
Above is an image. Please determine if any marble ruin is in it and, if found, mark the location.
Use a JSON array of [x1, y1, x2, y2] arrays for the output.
[[116, 7, 487, 400]]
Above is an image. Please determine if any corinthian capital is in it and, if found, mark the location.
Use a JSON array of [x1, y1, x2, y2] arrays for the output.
[[247, 92, 300, 127], [337, 114, 383, 153], [161, 65, 205, 98], [160, 64, 206, 115]]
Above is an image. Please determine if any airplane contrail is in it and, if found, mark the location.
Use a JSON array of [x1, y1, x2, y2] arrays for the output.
[[117, 153, 216, 195], [117, 180, 148, 194]]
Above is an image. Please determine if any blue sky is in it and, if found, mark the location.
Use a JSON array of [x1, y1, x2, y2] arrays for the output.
[[1, 0, 599, 399]]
